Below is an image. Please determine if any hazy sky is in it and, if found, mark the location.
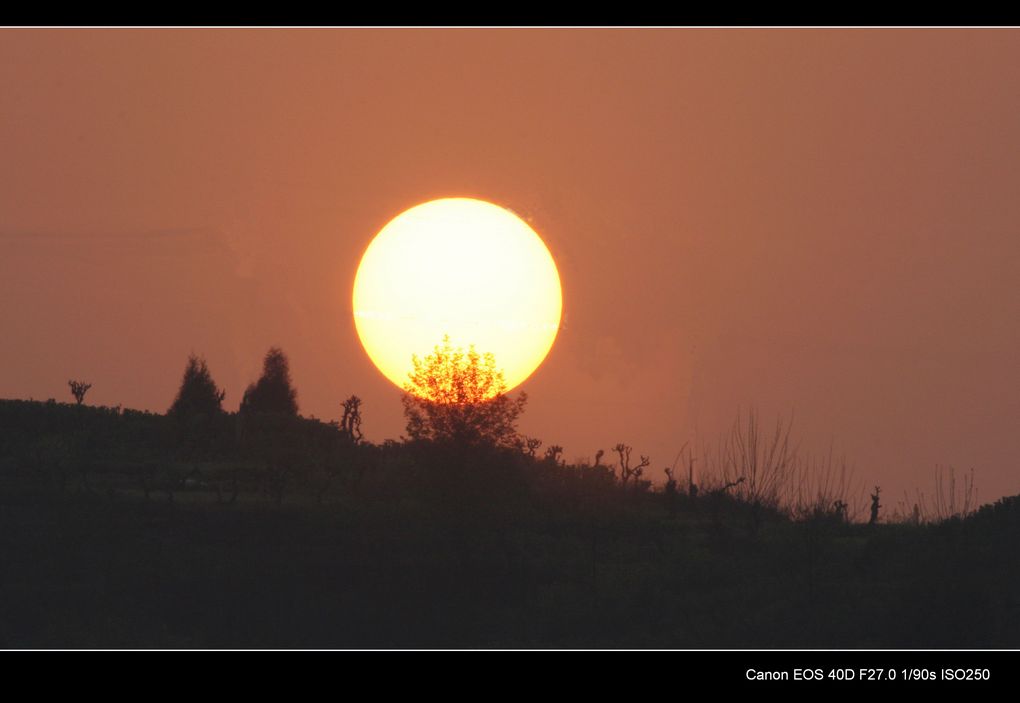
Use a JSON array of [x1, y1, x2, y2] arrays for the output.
[[2, 29, 1018, 508]]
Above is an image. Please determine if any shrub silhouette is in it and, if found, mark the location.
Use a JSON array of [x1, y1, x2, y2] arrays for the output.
[[544, 444, 564, 466], [240, 347, 298, 417], [613, 443, 650, 486], [522, 436, 543, 457], [168, 354, 225, 420], [402, 335, 527, 449]]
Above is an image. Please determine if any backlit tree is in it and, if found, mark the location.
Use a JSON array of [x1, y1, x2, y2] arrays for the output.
[[402, 335, 527, 449]]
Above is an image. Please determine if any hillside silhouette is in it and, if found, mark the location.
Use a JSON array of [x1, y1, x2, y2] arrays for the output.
[[0, 344, 1017, 648]]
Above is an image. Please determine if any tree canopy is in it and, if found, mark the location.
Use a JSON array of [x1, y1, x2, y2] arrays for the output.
[[68, 380, 92, 406], [168, 354, 225, 420], [240, 347, 299, 416], [402, 336, 527, 449]]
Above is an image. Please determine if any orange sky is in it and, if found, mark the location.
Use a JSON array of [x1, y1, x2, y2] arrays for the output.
[[2, 28, 1019, 507]]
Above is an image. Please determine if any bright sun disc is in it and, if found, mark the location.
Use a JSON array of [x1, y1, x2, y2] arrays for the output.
[[353, 198, 562, 397]]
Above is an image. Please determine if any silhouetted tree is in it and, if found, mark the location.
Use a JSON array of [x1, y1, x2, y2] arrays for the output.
[[240, 347, 298, 416], [339, 395, 363, 444], [168, 354, 225, 420], [869, 486, 882, 525], [68, 380, 91, 405], [402, 335, 527, 449], [166, 355, 228, 482]]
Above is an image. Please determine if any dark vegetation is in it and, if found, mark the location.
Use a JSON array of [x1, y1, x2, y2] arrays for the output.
[[0, 344, 1017, 648]]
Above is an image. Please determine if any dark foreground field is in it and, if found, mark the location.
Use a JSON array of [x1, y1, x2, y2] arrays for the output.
[[1, 399, 1018, 648], [3, 485, 1019, 648]]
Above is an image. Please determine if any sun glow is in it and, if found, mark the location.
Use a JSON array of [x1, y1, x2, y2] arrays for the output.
[[352, 198, 562, 398]]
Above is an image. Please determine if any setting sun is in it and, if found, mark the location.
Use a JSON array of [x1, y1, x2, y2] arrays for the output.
[[352, 197, 562, 397]]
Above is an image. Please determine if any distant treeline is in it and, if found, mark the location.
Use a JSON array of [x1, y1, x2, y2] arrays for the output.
[[0, 342, 996, 527]]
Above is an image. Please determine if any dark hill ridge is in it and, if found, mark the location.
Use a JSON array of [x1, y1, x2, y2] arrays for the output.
[[0, 397, 1017, 648]]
